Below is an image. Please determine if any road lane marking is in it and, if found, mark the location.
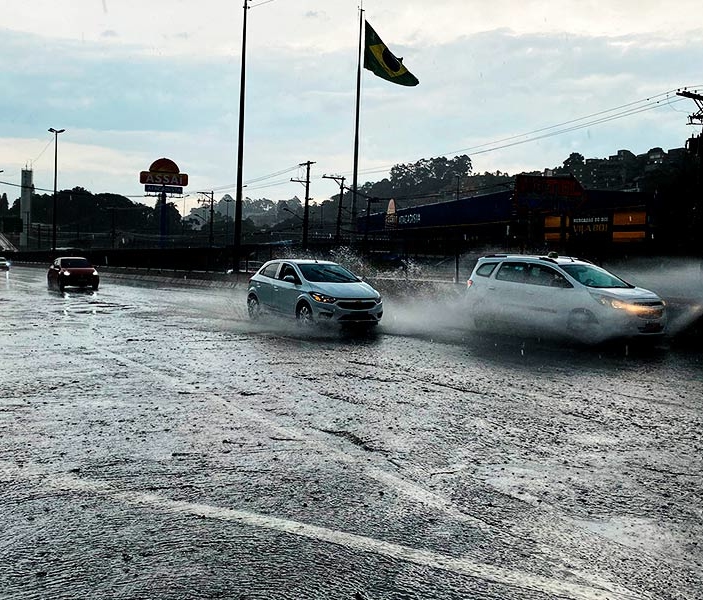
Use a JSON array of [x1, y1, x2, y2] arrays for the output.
[[1, 463, 645, 600], [97, 348, 498, 532]]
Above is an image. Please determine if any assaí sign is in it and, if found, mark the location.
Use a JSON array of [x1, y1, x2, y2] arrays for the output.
[[140, 171, 188, 186], [139, 157, 189, 187]]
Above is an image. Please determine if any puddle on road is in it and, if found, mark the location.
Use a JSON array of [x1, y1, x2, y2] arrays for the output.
[[49, 290, 142, 316], [570, 515, 685, 557]]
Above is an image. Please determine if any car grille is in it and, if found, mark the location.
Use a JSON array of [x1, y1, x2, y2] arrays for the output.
[[634, 301, 665, 319], [338, 313, 379, 321], [337, 300, 377, 310], [638, 321, 664, 333]]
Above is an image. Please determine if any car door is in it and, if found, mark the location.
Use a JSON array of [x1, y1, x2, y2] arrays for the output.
[[491, 261, 530, 324], [252, 261, 280, 310], [48, 259, 61, 287], [271, 262, 303, 316], [521, 263, 575, 329]]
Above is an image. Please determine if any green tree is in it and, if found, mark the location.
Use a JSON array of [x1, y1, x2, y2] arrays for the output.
[[359, 155, 473, 207]]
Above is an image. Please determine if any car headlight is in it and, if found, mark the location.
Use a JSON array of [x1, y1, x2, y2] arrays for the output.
[[594, 294, 627, 309], [62, 270, 71, 276], [594, 294, 649, 314], [310, 292, 337, 304], [92, 270, 99, 276], [374, 295, 383, 304]]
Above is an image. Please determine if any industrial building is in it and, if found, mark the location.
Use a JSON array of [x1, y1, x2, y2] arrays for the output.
[[361, 174, 658, 258]]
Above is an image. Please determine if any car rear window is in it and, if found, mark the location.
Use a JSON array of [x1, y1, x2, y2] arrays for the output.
[[495, 262, 527, 283], [475, 262, 498, 277]]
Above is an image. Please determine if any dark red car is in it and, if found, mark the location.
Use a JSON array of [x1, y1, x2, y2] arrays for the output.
[[47, 256, 100, 292]]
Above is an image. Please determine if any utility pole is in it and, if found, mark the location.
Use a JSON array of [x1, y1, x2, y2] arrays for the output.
[[363, 196, 380, 254], [322, 174, 345, 245], [677, 90, 703, 126], [677, 89, 703, 251], [291, 161, 315, 250], [198, 191, 215, 247], [111, 207, 116, 249]]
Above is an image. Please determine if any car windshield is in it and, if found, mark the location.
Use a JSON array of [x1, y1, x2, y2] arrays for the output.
[[62, 258, 91, 268], [560, 264, 632, 288], [298, 263, 359, 283]]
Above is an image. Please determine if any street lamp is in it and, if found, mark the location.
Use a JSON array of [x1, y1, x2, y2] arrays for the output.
[[48, 127, 65, 253], [233, 0, 250, 272]]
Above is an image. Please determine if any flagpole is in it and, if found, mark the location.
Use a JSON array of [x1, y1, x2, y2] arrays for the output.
[[351, 5, 364, 246]]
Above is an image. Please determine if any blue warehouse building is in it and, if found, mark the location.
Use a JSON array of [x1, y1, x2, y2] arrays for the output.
[[360, 174, 658, 257]]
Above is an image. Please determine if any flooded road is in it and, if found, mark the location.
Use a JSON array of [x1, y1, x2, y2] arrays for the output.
[[1, 266, 702, 599]]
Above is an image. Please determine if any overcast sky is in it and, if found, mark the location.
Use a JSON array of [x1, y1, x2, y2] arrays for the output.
[[1, 0, 701, 214]]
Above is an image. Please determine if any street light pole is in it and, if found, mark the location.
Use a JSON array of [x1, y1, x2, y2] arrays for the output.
[[48, 127, 65, 253], [233, 0, 249, 272]]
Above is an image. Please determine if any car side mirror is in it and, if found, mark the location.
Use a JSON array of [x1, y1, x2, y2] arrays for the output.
[[283, 275, 297, 284]]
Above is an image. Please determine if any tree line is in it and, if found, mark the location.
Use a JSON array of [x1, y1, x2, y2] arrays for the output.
[[1, 147, 700, 247]]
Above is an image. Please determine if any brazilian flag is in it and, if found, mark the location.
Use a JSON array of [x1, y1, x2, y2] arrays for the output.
[[364, 21, 419, 87]]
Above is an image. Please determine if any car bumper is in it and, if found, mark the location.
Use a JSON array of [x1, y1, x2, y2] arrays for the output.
[[62, 276, 99, 288], [313, 301, 383, 324], [588, 309, 667, 342]]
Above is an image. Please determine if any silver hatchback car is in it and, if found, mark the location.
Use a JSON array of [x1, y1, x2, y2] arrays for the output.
[[247, 259, 383, 327], [466, 253, 667, 343]]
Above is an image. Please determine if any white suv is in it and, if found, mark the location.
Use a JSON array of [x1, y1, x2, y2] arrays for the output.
[[466, 254, 667, 343]]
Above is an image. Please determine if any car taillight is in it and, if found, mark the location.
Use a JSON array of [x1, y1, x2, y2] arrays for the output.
[[467, 279, 473, 288]]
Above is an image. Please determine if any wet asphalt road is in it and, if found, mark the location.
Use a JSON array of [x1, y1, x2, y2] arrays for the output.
[[1, 265, 702, 600]]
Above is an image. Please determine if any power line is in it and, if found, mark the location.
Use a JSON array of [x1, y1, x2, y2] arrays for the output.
[[353, 100, 683, 178], [205, 164, 300, 194], [9, 85, 700, 205], [350, 86, 699, 178], [31, 137, 54, 166]]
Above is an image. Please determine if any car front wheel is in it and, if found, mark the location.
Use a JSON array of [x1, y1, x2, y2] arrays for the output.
[[247, 294, 261, 320], [567, 308, 599, 343], [296, 302, 314, 327]]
